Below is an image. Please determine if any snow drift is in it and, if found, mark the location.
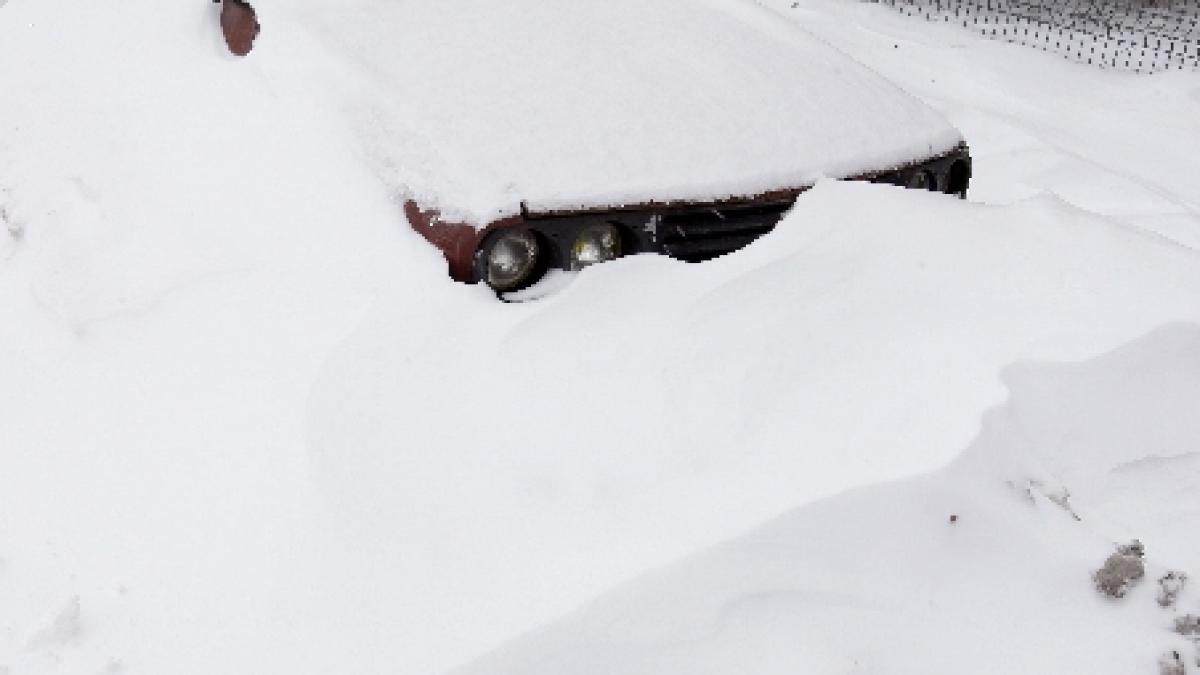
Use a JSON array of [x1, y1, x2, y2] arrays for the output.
[[456, 324, 1200, 675], [1, 0, 1199, 673]]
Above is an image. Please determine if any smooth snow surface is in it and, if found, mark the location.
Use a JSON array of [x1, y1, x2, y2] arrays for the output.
[[1, 0, 1199, 674], [457, 326, 1200, 675]]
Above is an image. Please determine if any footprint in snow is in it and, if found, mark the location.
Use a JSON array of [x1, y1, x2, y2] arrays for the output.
[[25, 595, 83, 651]]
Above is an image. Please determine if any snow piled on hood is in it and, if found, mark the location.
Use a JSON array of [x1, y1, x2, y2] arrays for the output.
[[295, 0, 961, 222]]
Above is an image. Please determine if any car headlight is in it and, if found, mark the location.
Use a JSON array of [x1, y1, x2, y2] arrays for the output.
[[485, 229, 541, 291], [570, 224, 620, 271]]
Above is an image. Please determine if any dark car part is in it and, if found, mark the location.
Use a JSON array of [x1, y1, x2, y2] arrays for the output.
[[480, 228, 544, 292], [409, 144, 972, 293], [870, 144, 972, 198], [214, 0, 261, 57]]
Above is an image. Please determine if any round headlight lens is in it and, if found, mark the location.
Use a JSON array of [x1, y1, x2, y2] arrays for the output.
[[485, 229, 540, 291], [570, 224, 621, 271]]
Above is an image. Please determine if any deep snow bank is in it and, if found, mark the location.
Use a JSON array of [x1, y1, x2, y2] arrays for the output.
[[2, 0, 1200, 673], [4, 177, 1198, 673], [992, 324, 1200, 570], [456, 324, 1200, 675], [301, 181, 1200, 673]]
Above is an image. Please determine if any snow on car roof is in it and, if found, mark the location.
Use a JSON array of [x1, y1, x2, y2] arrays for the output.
[[305, 0, 964, 225]]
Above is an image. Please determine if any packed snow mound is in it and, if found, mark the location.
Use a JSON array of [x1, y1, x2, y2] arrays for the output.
[[0, 0, 449, 331], [4, 175, 1198, 674], [301, 181, 1200, 673], [455, 324, 1200, 675], [988, 323, 1200, 570]]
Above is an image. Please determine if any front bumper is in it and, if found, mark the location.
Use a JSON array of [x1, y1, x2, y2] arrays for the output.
[[475, 144, 972, 284]]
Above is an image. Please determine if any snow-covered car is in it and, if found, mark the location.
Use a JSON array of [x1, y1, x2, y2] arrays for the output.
[[392, 1, 971, 292]]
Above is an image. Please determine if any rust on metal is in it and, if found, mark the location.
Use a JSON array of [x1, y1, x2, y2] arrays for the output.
[[403, 202, 527, 282], [218, 0, 261, 57]]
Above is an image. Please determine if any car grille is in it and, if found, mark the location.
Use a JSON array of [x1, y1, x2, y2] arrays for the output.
[[657, 202, 793, 262]]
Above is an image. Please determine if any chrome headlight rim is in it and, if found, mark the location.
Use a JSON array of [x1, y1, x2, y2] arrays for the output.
[[481, 228, 542, 292]]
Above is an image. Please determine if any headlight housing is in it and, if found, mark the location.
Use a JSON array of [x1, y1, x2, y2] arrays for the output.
[[946, 159, 970, 198], [569, 224, 620, 271], [906, 170, 936, 191], [484, 229, 541, 291]]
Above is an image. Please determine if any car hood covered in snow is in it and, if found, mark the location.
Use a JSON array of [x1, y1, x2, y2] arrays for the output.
[[305, 0, 964, 225]]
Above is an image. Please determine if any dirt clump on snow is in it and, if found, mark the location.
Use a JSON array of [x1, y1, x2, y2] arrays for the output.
[[1176, 615, 1200, 637], [1159, 650, 1187, 675], [1158, 571, 1188, 608], [1093, 540, 1146, 599], [1175, 615, 1200, 669]]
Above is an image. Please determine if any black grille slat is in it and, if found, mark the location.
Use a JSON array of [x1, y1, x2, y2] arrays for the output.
[[660, 217, 776, 240], [656, 202, 791, 261], [663, 234, 767, 261]]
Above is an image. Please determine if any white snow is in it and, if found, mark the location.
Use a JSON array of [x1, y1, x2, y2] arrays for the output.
[[455, 326, 1200, 675], [1, 0, 1199, 674]]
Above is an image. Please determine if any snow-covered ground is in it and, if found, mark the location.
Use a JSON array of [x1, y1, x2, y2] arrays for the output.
[[2, 1, 1199, 674], [456, 325, 1200, 675]]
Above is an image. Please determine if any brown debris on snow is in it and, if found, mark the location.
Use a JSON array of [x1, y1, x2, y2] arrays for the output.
[[1092, 540, 1146, 599], [217, 0, 261, 57], [1158, 571, 1188, 608], [1159, 650, 1186, 675], [1175, 615, 1200, 670], [1177, 615, 1200, 637]]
